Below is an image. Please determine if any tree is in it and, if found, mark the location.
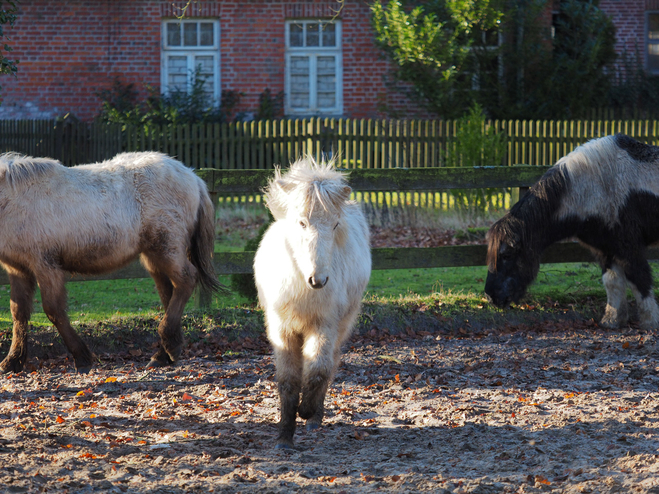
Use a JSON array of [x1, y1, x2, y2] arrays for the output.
[[0, 0, 18, 91], [371, 0, 503, 118], [371, 0, 618, 119]]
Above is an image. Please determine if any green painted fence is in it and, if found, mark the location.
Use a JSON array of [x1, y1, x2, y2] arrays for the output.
[[0, 165, 642, 286], [3, 118, 659, 169]]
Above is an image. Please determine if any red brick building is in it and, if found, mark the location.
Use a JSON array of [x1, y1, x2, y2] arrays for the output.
[[0, 0, 652, 121]]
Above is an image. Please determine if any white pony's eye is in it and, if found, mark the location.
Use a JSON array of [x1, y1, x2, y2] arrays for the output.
[[299, 220, 307, 229], [333, 222, 339, 230]]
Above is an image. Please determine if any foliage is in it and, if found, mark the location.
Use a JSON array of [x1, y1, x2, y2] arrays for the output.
[[607, 49, 659, 118], [538, 0, 616, 118], [0, 0, 18, 99], [445, 103, 506, 217], [371, 0, 503, 118], [256, 89, 285, 120], [371, 0, 620, 120], [95, 70, 242, 129]]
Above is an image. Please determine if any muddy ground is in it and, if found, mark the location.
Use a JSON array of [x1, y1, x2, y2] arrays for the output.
[[1, 316, 659, 493], [2, 225, 659, 493]]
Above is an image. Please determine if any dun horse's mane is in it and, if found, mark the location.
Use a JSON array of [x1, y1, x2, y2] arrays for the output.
[[265, 156, 350, 219], [0, 153, 60, 189]]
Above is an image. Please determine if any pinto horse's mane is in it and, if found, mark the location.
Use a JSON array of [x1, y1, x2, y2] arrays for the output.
[[264, 156, 351, 220], [0, 153, 61, 190]]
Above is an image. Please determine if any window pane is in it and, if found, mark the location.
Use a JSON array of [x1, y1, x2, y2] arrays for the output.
[[289, 23, 303, 47], [290, 56, 310, 108], [195, 55, 215, 97], [184, 23, 198, 46], [167, 56, 188, 92], [649, 43, 659, 72], [322, 23, 336, 47], [167, 23, 181, 46], [306, 23, 319, 47], [317, 56, 336, 108], [200, 22, 214, 46], [650, 14, 659, 40]]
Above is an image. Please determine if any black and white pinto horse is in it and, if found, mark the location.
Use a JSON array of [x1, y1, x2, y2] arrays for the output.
[[486, 134, 659, 330]]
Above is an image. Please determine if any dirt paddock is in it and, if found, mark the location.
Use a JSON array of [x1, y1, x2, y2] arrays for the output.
[[1, 316, 659, 493]]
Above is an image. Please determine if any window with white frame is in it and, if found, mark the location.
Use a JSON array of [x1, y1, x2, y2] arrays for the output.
[[161, 19, 220, 101], [647, 13, 659, 74], [285, 20, 342, 115]]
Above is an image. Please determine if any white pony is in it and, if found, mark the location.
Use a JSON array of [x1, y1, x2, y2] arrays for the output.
[[254, 156, 371, 449]]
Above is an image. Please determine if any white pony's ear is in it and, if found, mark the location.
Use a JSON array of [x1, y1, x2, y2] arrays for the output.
[[340, 185, 352, 201], [264, 172, 291, 220]]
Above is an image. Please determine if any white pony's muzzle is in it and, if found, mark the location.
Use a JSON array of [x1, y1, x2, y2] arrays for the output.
[[308, 275, 329, 289]]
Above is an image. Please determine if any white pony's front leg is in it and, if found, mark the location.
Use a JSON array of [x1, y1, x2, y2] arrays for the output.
[[630, 284, 659, 330], [298, 329, 337, 430], [601, 264, 629, 329], [267, 312, 304, 449]]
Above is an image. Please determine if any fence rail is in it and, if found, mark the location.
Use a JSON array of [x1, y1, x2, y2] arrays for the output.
[[0, 165, 650, 287], [3, 118, 659, 169]]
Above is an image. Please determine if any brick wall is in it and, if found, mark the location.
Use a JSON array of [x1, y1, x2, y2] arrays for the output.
[[0, 0, 424, 121], [599, 0, 645, 60]]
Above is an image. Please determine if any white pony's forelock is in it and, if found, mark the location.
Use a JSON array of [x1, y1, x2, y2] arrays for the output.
[[264, 156, 350, 219]]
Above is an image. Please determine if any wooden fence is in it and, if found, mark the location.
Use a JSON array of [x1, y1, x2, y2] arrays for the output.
[[0, 165, 655, 288], [3, 118, 659, 169]]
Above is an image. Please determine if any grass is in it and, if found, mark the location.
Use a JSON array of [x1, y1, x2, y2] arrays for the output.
[[0, 199, 633, 341]]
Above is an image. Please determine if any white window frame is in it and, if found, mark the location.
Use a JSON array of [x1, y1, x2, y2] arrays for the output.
[[647, 12, 659, 75], [161, 19, 221, 102], [285, 20, 343, 116]]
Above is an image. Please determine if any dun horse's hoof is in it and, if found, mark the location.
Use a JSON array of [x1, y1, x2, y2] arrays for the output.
[[0, 357, 24, 374], [75, 365, 93, 374], [147, 347, 177, 369], [305, 421, 320, 431]]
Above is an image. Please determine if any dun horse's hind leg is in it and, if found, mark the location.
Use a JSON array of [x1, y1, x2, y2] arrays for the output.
[[601, 264, 629, 329], [37, 269, 94, 373], [142, 254, 197, 368], [0, 271, 36, 373]]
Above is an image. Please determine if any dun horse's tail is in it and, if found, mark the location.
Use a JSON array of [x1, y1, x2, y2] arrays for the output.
[[190, 184, 225, 294]]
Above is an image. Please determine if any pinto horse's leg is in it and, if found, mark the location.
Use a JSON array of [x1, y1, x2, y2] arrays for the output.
[[37, 269, 94, 373], [601, 263, 629, 329], [0, 271, 36, 373], [272, 331, 303, 449], [298, 329, 337, 431], [622, 258, 659, 330], [142, 254, 197, 368]]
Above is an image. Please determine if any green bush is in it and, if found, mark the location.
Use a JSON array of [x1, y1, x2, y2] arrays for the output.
[[95, 70, 242, 128], [445, 103, 506, 218]]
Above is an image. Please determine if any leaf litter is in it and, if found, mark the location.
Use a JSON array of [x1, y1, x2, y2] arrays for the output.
[[1, 315, 659, 493]]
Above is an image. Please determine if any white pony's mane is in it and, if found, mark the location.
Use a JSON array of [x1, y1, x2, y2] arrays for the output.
[[265, 156, 350, 219], [0, 153, 61, 189]]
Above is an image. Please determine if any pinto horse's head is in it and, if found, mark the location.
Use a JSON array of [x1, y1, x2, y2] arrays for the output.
[[485, 216, 540, 308]]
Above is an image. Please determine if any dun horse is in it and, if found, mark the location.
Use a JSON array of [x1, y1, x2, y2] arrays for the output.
[[0, 152, 221, 373], [486, 134, 659, 330], [254, 157, 371, 449]]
